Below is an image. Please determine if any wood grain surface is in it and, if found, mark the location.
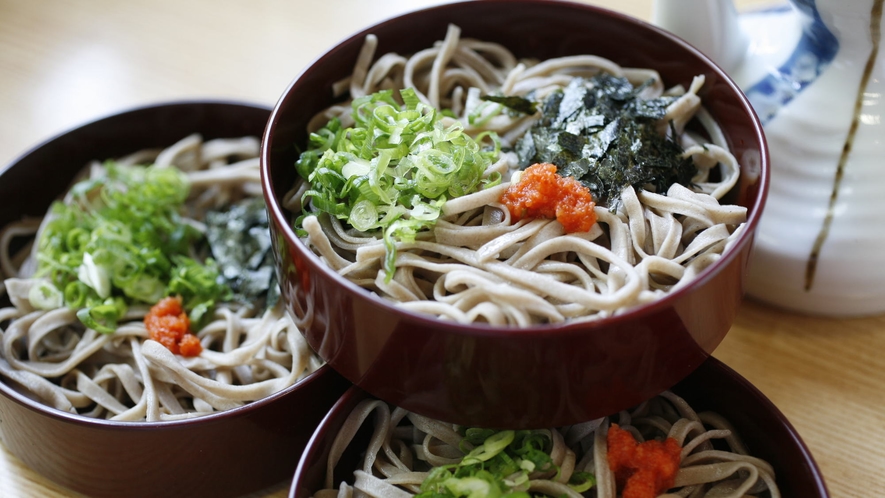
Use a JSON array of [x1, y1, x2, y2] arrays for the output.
[[0, 1, 880, 497]]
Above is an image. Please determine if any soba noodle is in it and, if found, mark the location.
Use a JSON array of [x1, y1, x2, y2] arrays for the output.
[[317, 391, 780, 498], [0, 134, 322, 421], [287, 25, 747, 325]]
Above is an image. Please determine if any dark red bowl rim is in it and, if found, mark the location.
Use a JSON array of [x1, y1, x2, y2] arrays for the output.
[[0, 364, 338, 430], [291, 356, 829, 497], [0, 99, 334, 428], [260, 0, 770, 337], [1, 99, 271, 178]]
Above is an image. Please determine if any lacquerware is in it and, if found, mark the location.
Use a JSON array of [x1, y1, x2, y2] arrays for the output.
[[0, 101, 351, 498], [261, 0, 769, 429], [289, 357, 829, 498]]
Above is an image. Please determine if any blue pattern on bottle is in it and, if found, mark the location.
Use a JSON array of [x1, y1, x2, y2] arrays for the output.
[[744, 0, 839, 124]]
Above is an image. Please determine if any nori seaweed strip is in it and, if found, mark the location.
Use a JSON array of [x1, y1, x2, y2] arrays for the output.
[[480, 95, 538, 115], [205, 197, 280, 308], [509, 74, 696, 208]]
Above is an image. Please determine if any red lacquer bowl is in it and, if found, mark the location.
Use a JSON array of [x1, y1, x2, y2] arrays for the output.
[[0, 101, 351, 498], [290, 357, 829, 497], [261, 0, 768, 429]]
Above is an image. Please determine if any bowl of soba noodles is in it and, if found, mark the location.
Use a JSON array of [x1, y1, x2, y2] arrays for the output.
[[289, 357, 828, 498], [261, 0, 768, 429], [0, 101, 351, 498]]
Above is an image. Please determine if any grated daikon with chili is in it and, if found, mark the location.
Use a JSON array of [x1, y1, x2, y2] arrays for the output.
[[499, 163, 596, 232], [607, 423, 682, 498], [144, 296, 202, 357]]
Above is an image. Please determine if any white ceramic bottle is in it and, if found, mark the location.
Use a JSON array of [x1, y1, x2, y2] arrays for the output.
[[655, 0, 885, 316]]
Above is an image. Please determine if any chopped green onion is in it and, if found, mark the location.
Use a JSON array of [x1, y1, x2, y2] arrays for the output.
[[462, 430, 514, 465], [442, 476, 494, 498], [416, 429, 589, 498], [77, 252, 111, 299], [36, 162, 230, 332], [295, 88, 500, 281], [28, 281, 63, 310], [76, 297, 127, 334], [569, 471, 597, 493]]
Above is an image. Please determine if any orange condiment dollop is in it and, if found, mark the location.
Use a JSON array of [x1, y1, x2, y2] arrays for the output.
[[607, 423, 682, 498], [499, 163, 597, 233], [144, 296, 202, 357]]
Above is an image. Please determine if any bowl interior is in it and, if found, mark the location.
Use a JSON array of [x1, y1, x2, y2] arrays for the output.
[[265, 0, 766, 219], [290, 357, 828, 498], [0, 101, 352, 498], [262, 0, 768, 428], [1, 100, 269, 226]]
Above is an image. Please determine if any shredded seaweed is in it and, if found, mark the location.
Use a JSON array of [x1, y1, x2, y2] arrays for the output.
[[205, 197, 279, 308], [480, 94, 538, 116], [514, 74, 697, 207]]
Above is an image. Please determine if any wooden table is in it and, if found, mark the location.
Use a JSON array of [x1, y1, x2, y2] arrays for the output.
[[0, 1, 880, 497]]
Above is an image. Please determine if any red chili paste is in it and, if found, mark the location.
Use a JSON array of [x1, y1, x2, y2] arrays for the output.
[[144, 296, 202, 357], [499, 163, 597, 232], [607, 423, 682, 498]]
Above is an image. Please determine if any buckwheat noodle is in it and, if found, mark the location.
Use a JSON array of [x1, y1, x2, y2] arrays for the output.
[[317, 391, 781, 498], [286, 25, 746, 325], [0, 134, 322, 421]]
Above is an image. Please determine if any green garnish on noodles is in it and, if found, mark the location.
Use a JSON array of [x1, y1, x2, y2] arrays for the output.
[[35, 163, 230, 333], [295, 88, 501, 281], [417, 429, 596, 498]]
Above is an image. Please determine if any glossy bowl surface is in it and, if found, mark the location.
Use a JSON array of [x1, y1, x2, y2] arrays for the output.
[[0, 101, 351, 498], [290, 357, 828, 498], [261, 0, 769, 428]]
